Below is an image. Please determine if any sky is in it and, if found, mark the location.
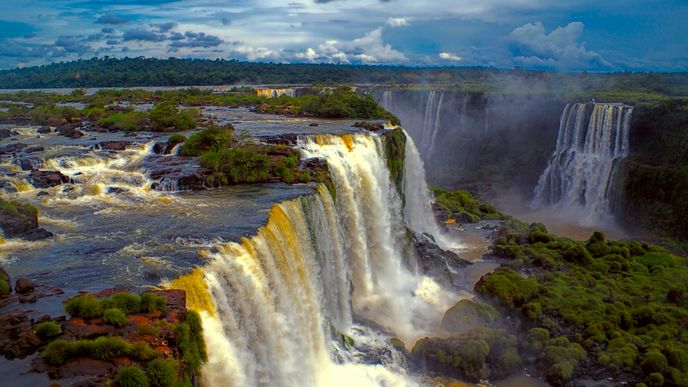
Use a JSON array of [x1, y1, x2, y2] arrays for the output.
[[0, 0, 686, 71]]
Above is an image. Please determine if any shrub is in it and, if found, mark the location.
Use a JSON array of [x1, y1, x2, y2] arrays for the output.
[[116, 366, 150, 387], [35, 321, 62, 339], [179, 125, 234, 156], [149, 102, 198, 131], [475, 268, 538, 307], [102, 293, 141, 314], [98, 111, 149, 132], [167, 134, 186, 149], [146, 358, 180, 387], [648, 372, 665, 387], [642, 351, 669, 374], [140, 293, 167, 313], [174, 311, 207, 377], [42, 337, 157, 365], [64, 294, 103, 319], [103, 308, 128, 327]]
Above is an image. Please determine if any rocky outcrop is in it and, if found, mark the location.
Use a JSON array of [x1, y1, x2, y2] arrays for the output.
[[0, 143, 27, 155], [414, 233, 470, 288], [55, 124, 85, 138], [0, 199, 53, 240], [145, 155, 208, 191], [97, 141, 132, 151], [37, 126, 52, 134], [0, 128, 18, 139], [30, 169, 69, 188]]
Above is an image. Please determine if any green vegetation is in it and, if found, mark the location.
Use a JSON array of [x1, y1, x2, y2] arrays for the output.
[[34, 321, 62, 339], [382, 127, 406, 196], [103, 308, 128, 327], [149, 102, 199, 131], [620, 98, 688, 244], [480, 223, 688, 385], [179, 125, 234, 157], [42, 336, 157, 365], [98, 111, 149, 132], [64, 292, 167, 320], [173, 311, 207, 383], [432, 188, 504, 223], [256, 86, 399, 123], [146, 358, 180, 387], [116, 366, 150, 387], [0, 267, 10, 295]]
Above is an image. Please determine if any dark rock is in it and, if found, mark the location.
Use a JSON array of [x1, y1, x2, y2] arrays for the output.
[[0, 143, 28, 155], [37, 191, 50, 197], [106, 187, 128, 194], [37, 126, 52, 134], [153, 142, 168, 154], [414, 233, 471, 288], [24, 146, 45, 153], [0, 310, 41, 359], [23, 227, 53, 241], [0, 201, 38, 237], [302, 157, 329, 173], [20, 157, 42, 171], [354, 121, 385, 131], [30, 169, 69, 188], [0, 179, 18, 193], [15, 278, 35, 294], [261, 134, 299, 146], [58, 358, 114, 378], [309, 123, 319, 127], [0, 128, 18, 139], [0, 267, 10, 295], [56, 125, 85, 138], [145, 155, 207, 191], [151, 289, 186, 323], [97, 141, 132, 151]]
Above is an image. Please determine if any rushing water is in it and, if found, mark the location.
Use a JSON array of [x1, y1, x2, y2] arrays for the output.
[[531, 103, 633, 224], [174, 132, 461, 387]]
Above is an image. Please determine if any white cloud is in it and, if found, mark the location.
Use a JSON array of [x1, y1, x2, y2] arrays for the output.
[[296, 27, 407, 64], [439, 52, 461, 61], [386, 17, 409, 28], [508, 21, 611, 69]]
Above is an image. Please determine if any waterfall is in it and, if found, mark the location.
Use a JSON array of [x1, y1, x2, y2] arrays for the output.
[[381, 90, 393, 111], [531, 103, 633, 223], [185, 132, 458, 387], [419, 91, 444, 155]]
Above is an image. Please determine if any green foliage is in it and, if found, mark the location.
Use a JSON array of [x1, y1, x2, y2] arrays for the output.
[[167, 134, 186, 149], [432, 188, 504, 222], [102, 293, 142, 314], [475, 268, 538, 307], [382, 128, 406, 195], [35, 321, 62, 339], [103, 308, 128, 327], [200, 146, 270, 185], [42, 337, 157, 365], [173, 311, 207, 380], [0, 267, 10, 295], [116, 366, 150, 387], [98, 111, 149, 132], [140, 293, 168, 313], [146, 358, 180, 387], [179, 125, 234, 157], [149, 102, 198, 131], [64, 294, 104, 319]]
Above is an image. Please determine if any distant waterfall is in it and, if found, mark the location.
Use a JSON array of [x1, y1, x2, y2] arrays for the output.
[[381, 90, 393, 111], [419, 91, 444, 155], [531, 103, 633, 222], [186, 132, 456, 387]]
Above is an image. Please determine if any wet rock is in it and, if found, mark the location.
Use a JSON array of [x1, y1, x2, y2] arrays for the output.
[[30, 169, 69, 188], [302, 157, 329, 173], [354, 121, 385, 131], [25, 146, 45, 153], [23, 227, 53, 240], [106, 186, 128, 194], [0, 267, 10, 295], [261, 134, 299, 146], [15, 278, 35, 294], [414, 233, 471, 288], [0, 179, 18, 193], [0, 128, 18, 139], [37, 126, 52, 134], [145, 155, 207, 191], [57, 358, 114, 378], [37, 191, 50, 197], [0, 201, 38, 237], [309, 123, 319, 127], [56, 125, 85, 138], [0, 143, 28, 155], [20, 157, 43, 171], [441, 299, 499, 334], [0, 310, 41, 359], [97, 141, 132, 151], [151, 289, 186, 323], [153, 142, 168, 154]]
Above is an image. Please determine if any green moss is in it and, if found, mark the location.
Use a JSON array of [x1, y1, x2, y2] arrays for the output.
[[146, 358, 180, 387], [648, 372, 665, 387], [642, 351, 669, 374], [475, 268, 538, 307], [35, 321, 62, 339], [42, 337, 158, 365], [64, 294, 104, 319], [0, 267, 10, 295], [382, 127, 406, 196], [432, 188, 505, 223], [116, 366, 150, 387], [140, 293, 167, 313], [173, 311, 207, 381], [103, 308, 128, 327], [102, 293, 141, 314]]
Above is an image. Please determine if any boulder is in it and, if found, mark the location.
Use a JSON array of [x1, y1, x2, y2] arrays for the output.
[[23, 227, 53, 241], [20, 157, 42, 171], [0, 310, 41, 359], [441, 299, 499, 335], [36, 126, 52, 134], [0, 143, 27, 155], [0, 267, 10, 295], [55, 125, 85, 139], [24, 146, 45, 153], [0, 128, 17, 139], [354, 121, 385, 131], [15, 278, 35, 294], [97, 141, 132, 151], [30, 170, 69, 188], [413, 233, 471, 287], [0, 201, 38, 237], [261, 134, 299, 146]]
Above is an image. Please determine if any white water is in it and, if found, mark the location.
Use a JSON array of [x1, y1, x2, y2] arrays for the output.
[[531, 103, 633, 224], [198, 132, 459, 387], [419, 91, 444, 155]]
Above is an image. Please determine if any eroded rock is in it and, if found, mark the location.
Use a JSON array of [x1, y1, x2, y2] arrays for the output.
[[30, 170, 70, 188]]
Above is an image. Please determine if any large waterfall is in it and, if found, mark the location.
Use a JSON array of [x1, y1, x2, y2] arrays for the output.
[[531, 103, 633, 223], [179, 132, 457, 387]]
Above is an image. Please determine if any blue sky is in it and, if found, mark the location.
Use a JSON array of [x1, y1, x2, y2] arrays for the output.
[[0, 0, 685, 71]]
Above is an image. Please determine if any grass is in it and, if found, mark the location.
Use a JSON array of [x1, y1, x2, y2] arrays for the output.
[[103, 308, 128, 328], [64, 292, 167, 320], [116, 366, 150, 387], [35, 321, 62, 339], [42, 337, 158, 365]]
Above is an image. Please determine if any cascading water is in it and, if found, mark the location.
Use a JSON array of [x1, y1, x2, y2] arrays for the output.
[[182, 132, 459, 387], [531, 103, 633, 223], [419, 91, 444, 155], [381, 90, 393, 111]]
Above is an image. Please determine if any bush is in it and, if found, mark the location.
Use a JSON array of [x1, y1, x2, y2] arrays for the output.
[[116, 366, 149, 387], [35, 321, 62, 339], [140, 293, 167, 313], [98, 111, 149, 132], [64, 294, 103, 319], [42, 337, 157, 365], [103, 308, 128, 327], [149, 102, 198, 131], [179, 125, 234, 157], [174, 311, 207, 378], [102, 293, 141, 314], [146, 358, 180, 387], [642, 351, 669, 374], [475, 268, 539, 307]]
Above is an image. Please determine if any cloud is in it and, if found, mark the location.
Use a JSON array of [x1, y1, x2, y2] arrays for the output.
[[386, 17, 408, 28], [95, 14, 131, 25], [170, 31, 223, 49], [508, 22, 611, 70], [439, 52, 461, 61], [295, 27, 406, 64], [155, 22, 177, 32], [101, 28, 115, 34], [54, 36, 92, 55], [122, 28, 166, 42]]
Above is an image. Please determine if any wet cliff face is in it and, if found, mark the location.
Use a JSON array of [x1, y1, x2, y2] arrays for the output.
[[378, 89, 565, 202]]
